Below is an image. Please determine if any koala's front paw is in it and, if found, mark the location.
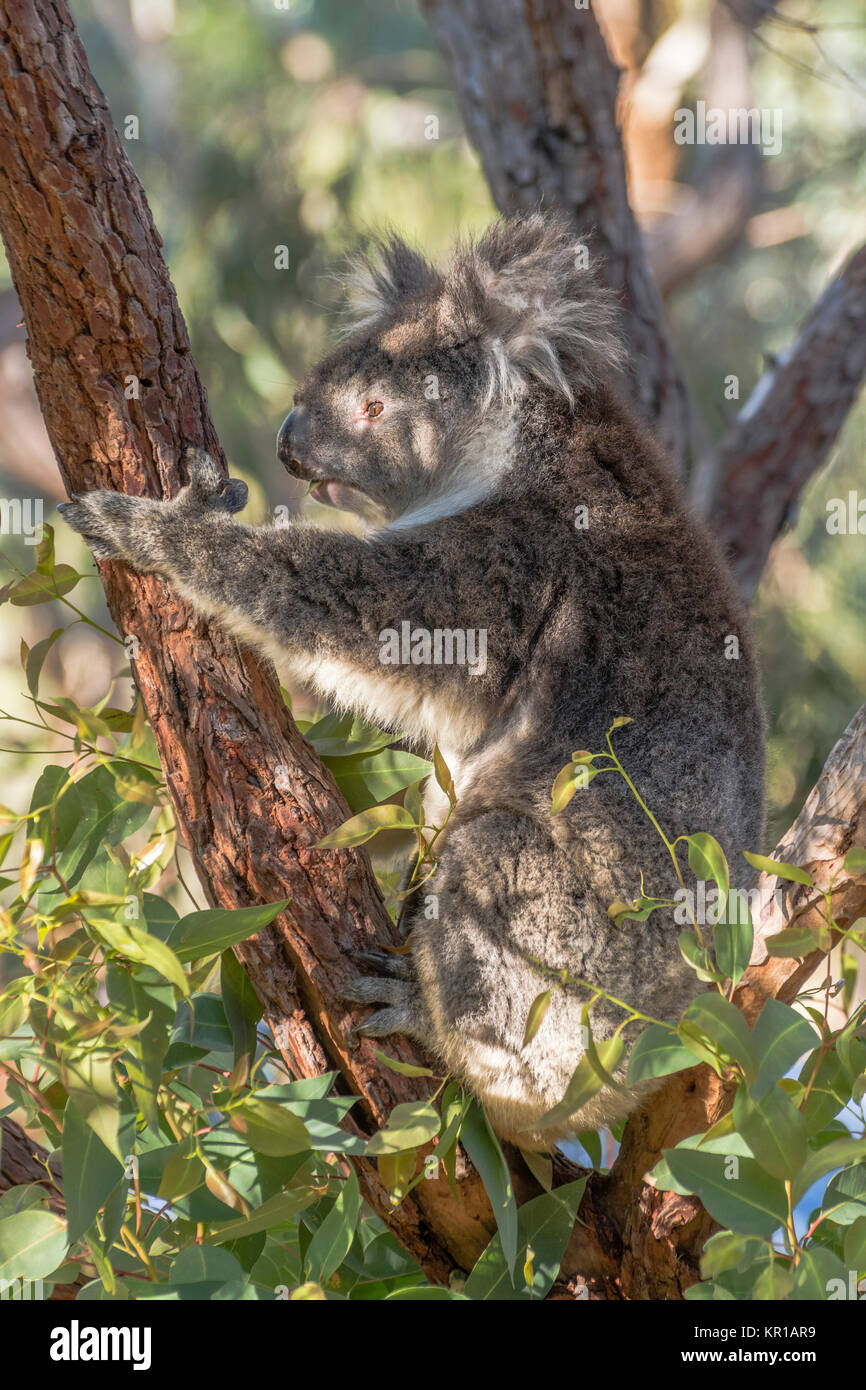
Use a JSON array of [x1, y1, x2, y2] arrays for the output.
[[57, 490, 158, 565], [57, 450, 248, 572]]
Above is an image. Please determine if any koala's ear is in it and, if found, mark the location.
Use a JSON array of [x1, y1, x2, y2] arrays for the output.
[[341, 233, 442, 332], [444, 211, 624, 406]]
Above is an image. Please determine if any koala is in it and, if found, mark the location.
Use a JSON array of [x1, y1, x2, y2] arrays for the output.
[[59, 212, 765, 1151]]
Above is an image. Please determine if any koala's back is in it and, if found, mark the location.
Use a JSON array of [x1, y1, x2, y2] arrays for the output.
[[398, 389, 765, 1147]]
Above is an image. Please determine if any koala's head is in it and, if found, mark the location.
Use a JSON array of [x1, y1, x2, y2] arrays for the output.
[[278, 211, 623, 525]]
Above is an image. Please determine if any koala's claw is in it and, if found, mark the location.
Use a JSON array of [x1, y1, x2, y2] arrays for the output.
[[353, 1006, 416, 1039], [57, 494, 137, 561], [182, 448, 248, 513], [349, 949, 414, 980]]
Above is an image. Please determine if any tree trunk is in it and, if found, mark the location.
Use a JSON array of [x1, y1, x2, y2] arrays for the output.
[[0, 0, 864, 1299], [0, 0, 490, 1285], [421, 0, 694, 471]]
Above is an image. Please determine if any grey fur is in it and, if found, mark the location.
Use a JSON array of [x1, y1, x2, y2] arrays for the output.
[[59, 212, 765, 1150]]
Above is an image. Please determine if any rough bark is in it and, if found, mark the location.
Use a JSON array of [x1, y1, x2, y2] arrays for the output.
[[421, 0, 693, 472], [0, 0, 864, 1301]]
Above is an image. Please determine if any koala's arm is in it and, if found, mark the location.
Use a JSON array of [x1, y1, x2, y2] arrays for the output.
[[58, 452, 506, 726]]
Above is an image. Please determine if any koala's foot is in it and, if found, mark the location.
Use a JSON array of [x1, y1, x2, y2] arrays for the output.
[[341, 951, 427, 1040]]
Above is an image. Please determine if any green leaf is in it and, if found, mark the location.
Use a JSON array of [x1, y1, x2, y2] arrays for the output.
[[742, 851, 813, 887], [302, 710, 395, 758], [733, 1085, 807, 1182], [842, 848, 866, 876], [385, 1286, 468, 1300], [607, 894, 663, 926], [315, 803, 419, 848], [700, 1230, 770, 1280], [523, 990, 553, 1047], [8, 565, 82, 605], [750, 999, 818, 1101], [34, 522, 55, 576], [59, 1050, 121, 1160], [90, 918, 188, 997], [551, 762, 598, 814], [30, 764, 151, 902], [371, 1048, 435, 1079], [662, 1147, 788, 1237], [687, 833, 730, 915], [792, 1139, 866, 1205], [305, 1166, 361, 1285], [678, 930, 725, 984], [463, 1180, 586, 1300], [231, 1098, 312, 1157], [0, 1185, 49, 1218], [24, 627, 64, 699], [0, 1210, 68, 1281], [169, 1245, 244, 1288], [322, 747, 432, 813], [459, 1100, 518, 1278], [789, 1247, 847, 1300], [169, 994, 234, 1056], [844, 1215, 866, 1269], [210, 1190, 317, 1243], [221, 948, 263, 1065], [752, 1260, 795, 1300], [799, 1050, 852, 1134], [62, 1100, 125, 1244], [432, 746, 455, 801], [165, 900, 288, 962], [537, 1036, 625, 1132], [627, 1024, 697, 1083], [713, 897, 753, 986], [765, 927, 819, 958], [824, 1163, 866, 1225], [365, 1100, 440, 1156], [157, 1140, 204, 1203], [678, 994, 758, 1080]]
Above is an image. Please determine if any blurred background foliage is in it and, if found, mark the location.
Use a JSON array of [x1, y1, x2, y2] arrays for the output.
[[0, 0, 864, 852]]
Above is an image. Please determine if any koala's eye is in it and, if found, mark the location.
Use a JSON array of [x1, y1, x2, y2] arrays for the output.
[[363, 400, 384, 419]]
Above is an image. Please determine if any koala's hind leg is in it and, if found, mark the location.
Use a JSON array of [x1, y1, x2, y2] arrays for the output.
[[341, 951, 431, 1041], [399, 809, 638, 1145]]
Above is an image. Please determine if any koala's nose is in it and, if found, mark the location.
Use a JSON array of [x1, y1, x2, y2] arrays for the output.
[[277, 406, 312, 474]]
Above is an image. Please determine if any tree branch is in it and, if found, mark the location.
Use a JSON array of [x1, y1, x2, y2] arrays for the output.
[[643, 2, 761, 298], [708, 240, 866, 596], [421, 0, 693, 471]]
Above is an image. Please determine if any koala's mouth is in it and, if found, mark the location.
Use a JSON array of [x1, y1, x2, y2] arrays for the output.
[[309, 478, 360, 511]]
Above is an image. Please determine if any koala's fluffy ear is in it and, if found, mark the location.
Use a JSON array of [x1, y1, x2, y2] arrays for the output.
[[444, 211, 624, 406], [341, 233, 442, 332]]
